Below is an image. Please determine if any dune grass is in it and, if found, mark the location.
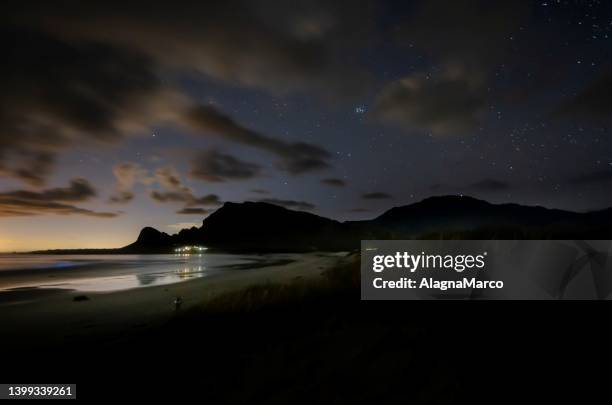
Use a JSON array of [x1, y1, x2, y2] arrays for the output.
[[187, 253, 361, 315]]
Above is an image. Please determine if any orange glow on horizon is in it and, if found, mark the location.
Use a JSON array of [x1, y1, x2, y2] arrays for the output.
[[0, 237, 133, 253]]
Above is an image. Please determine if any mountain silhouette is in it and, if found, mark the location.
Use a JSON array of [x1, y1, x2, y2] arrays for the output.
[[130, 227, 174, 252], [123, 201, 353, 253], [38, 196, 612, 254], [361, 195, 584, 236]]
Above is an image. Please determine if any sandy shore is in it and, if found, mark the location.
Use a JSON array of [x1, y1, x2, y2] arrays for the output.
[[0, 252, 349, 350]]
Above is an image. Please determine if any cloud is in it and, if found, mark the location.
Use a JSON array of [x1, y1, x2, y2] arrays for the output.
[[465, 179, 511, 192], [176, 208, 210, 215], [558, 72, 612, 121], [0, 27, 182, 185], [112, 163, 153, 189], [321, 178, 346, 187], [109, 191, 134, 204], [0, 179, 117, 217], [2, 178, 97, 202], [150, 191, 189, 203], [192, 195, 222, 206], [108, 162, 153, 203], [374, 71, 485, 135], [108, 163, 223, 209], [151, 166, 222, 209], [185, 106, 331, 174], [154, 167, 185, 191], [362, 192, 392, 200], [191, 150, 261, 182], [0, 18, 334, 185], [0, 152, 55, 187], [150, 191, 221, 206], [400, 0, 529, 70], [5, 1, 372, 98], [568, 170, 612, 186], [250, 189, 270, 195], [375, 0, 529, 135], [257, 198, 316, 211]]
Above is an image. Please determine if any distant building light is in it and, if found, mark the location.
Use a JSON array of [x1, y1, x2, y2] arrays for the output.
[[174, 245, 207, 254]]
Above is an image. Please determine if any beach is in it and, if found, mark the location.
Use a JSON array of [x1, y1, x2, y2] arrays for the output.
[[0, 252, 351, 350], [0, 250, 585, 404]]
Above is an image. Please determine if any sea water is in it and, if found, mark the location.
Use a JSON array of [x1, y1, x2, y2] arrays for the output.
[[0, 253, 291, 293]]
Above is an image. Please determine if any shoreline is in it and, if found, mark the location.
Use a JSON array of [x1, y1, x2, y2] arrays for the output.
[[0, 252, 353, 350]]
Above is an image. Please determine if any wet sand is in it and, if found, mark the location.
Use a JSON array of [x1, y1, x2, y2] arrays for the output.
[[0, 252, 349, 350]]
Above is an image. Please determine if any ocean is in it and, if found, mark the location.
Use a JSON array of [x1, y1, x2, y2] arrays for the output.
[[0, 253, 293, 293]]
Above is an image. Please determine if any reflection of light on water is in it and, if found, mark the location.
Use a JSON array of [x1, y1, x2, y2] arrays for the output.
[[52, 265, 210, 292], [59, 276, 142, 292], [175, 266, 205, 279], [0, 253, 294, 295], [3, 264, 213, 293]]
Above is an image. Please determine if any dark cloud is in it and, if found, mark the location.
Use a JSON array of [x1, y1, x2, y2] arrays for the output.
[[150, 191, 188, 203], [150, 191, 221, 206], [362, 192, 392, 200], [192, 194, 222, 206], [0, 12, 336, 185], [0, 179, 117, 217], [185, 106, 331, 174], [374, 72, 485, 135], [191, 150, 261, 182], [176, 208, 210, 215], [250, 189, 270, 195], [400, 0, 529, 70], [321, 178, 346, 187], [0, 27, 176, 185], [4, 1, 373, 97], [154, 167, 184, 191], [349, 208, 370, 213], [3, 152, 55, 187], [375, 0, 529, 135], [558, 72, 612, 121], [257, 198, 316, 211], [109, 191, 134, 204], [1, 178, 97, 202], [466, 179, 512, 192], [568, 170, 612, 186]]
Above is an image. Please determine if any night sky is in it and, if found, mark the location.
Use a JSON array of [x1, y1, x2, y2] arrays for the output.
[[1, 0, 612, 250]]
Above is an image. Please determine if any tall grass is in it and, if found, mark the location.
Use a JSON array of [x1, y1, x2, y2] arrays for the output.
[[188, 253, 360, 315]]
